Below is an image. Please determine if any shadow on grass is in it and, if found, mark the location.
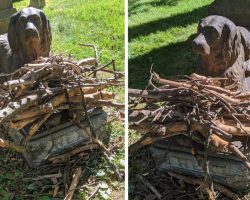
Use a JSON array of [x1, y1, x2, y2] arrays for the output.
[[129, 5, 208, 42], [12, 0, 24, 2], [128, 34, 198, 89], [129, 0, 181, 16]]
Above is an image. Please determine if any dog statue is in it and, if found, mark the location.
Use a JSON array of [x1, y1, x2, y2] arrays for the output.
[[0, 7, 51, 74], [192, 15, 250, 91]]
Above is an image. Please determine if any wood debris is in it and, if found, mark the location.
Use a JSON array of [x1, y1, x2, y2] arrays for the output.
[[0, 55, 123, 151], [129, 71, 250, 199]]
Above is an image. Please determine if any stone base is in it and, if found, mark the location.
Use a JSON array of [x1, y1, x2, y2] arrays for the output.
[[208, 0, 250, 27], [0, 7, 16, 34], [8, 109, 107, 167], [150, 135, 250, 191], [29, 0, 46, 9]]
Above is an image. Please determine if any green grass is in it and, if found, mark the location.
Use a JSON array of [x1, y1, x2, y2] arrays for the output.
[[128, 0, 213, 88], [0, 1, 125, 199]]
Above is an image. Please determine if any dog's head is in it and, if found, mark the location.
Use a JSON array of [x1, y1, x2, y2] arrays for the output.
[[192, 15, 242, 76], [8, 7, 51, 62]]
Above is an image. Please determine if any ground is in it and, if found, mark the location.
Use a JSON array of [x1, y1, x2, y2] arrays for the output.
[[0, 0, 124, 200]]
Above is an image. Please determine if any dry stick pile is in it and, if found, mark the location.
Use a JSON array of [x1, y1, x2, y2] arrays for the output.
[[0, 55, 124, 198], [129, 72, 250, 200]]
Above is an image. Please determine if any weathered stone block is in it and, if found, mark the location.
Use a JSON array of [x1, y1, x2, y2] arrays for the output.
[[29, 0, 46, 9], [208, 0, 250, 27], [150, 138, 250, 190], [8, 109, 108, 167], [0, 7, 16, 34]]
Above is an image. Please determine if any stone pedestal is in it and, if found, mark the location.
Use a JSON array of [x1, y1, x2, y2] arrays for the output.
[[0, 0, 16, 34], [8, 109, 107, 167], [29, 0, 46, 9], [208, 0, 250, 28]]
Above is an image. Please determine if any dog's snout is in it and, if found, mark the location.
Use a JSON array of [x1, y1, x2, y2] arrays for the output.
[[192, 33, 210, 55], [192, 39, 199, 51], [25, 22, 39, 38]]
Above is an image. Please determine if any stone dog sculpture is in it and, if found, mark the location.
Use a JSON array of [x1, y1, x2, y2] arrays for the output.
[[192, 15, 250, 91], [0, 7, 51, 74]]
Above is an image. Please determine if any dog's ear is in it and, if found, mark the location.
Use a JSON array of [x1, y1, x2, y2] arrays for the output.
[[40, 11, 52, 56], [221, 22, 242, 73], [197, 19, 204, 33], [222, 23, 233, 61], [222, 23, 231, 45], [8, 12, 21, 53]]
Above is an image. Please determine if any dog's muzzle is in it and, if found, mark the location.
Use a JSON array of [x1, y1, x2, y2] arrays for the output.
[[25, 22, 39, 40], [192, 33, 210, 55]]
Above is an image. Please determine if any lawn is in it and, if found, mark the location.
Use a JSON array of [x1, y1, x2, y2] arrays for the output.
[[0, 0, 125, 200], [128, 0, 213, 88]]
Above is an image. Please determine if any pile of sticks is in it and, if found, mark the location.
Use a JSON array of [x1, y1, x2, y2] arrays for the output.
[[0, 55, 124, 153], [129, 72, 250, 199]]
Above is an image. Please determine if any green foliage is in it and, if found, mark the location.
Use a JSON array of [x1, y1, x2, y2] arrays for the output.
[[129, 0, 213, 88], [0, 185, 9, 200]]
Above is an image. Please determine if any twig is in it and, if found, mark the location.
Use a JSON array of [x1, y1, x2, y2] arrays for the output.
[[168, 172, 240, 200], [64, 167, 82, 200], [87, 184, 100, 200], [137, 175, 162, 199], [79, 86, 123, 181]]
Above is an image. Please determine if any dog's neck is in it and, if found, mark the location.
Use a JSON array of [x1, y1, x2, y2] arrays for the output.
[[223, 47, 247, 91], [13, 41, 45, 66], [199, 46, 247, 91]]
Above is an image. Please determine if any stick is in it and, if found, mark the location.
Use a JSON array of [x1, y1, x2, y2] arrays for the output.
[[31, 173, 63, 181], [0, 94, 41, 124], [64, 167, 82, 200], [153, 72, 236, 97], [153, 72, 248, 105], [86, 184, 100, 200], [168, 172, 240, 200], [23, 112, 52, 144], [77, 57, 97, 66], [14, 90, 114, 121], [79, 88, 123, 180], [137, 175, 162, 199], [0, 138, 25, 152], [48, 144, 98, 163], [9, 116, 40, 129]]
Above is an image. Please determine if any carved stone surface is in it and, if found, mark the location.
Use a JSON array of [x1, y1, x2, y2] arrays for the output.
[[208, 0, 250, 28], [192, 15, 250, 91], [29, 0, 46, 9], [0, 0, 16, 34], [0, 7, 51, 73], [9, 109, 107, 167], [150, 136, 250, 190]]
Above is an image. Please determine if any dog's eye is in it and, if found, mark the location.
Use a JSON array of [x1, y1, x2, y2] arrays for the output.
[[209, 28, 219, 36], [31, 15, 41, 25], [18, 16, 27, 24], [204, 27, 219, 41], [17, 16, 27, 28]]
